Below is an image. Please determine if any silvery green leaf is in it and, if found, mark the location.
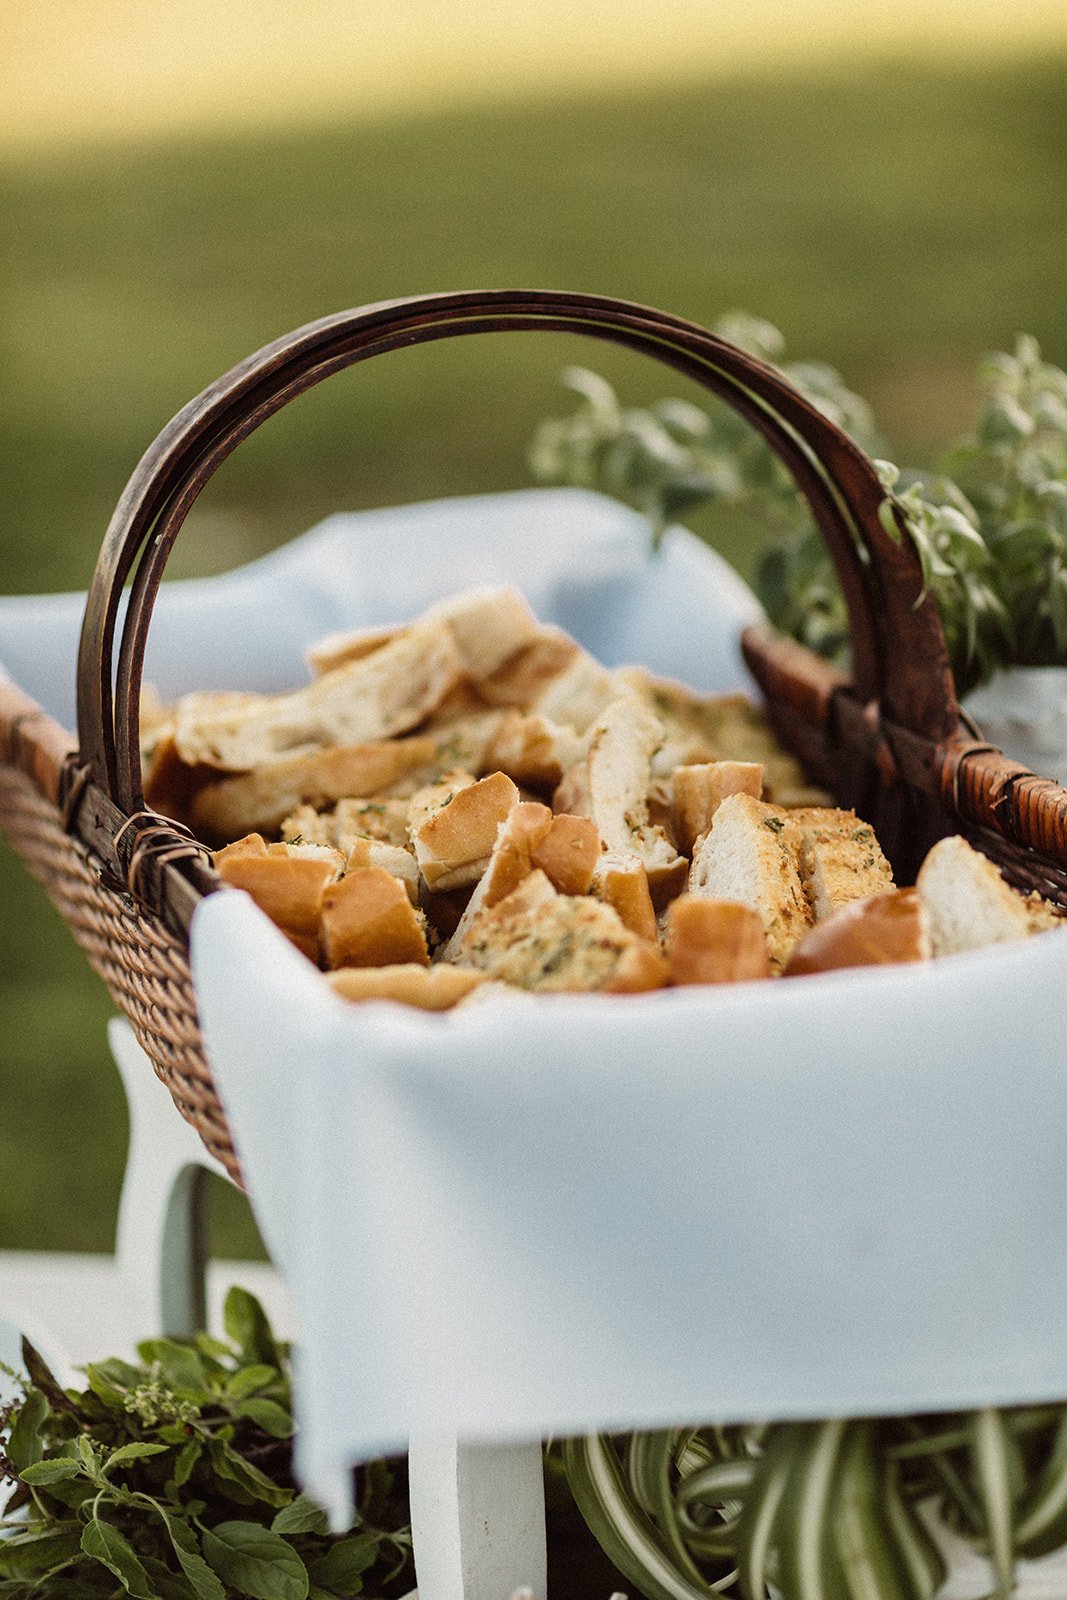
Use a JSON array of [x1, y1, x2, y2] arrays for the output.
[[559, 366, 621, 425]]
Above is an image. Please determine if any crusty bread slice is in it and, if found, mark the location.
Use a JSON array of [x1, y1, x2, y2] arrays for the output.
[[441, 801, 555, 959], [784, 887, 931, 976], [474, 628, 622, 733], [671, 761, 764, 856], [189, 735, 440, 843], [916, 834, 1036, 956], [555, 697, 686, 897], [344, 837, 420, 904], [457, 870, 667, 993], [321, 865, 430, 969], [619, 671, 828, 805], [530, 812, 601, 895], [483, 709, 586, 791], [410, 770, 521, 891], [174, 619, 462, 769], [790, 807, 894, 922], [665, 895, 771, 985], [325, 962, 491, 1010], [305, 624, 401, 676], [282, 796, 412, 851], [212, 847, 337, 961], [310, 586, 542, 682], [687, 792, 812, 972], [590, 852, 658, 942]]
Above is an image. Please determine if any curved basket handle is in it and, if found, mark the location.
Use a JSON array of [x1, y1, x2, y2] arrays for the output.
[[76, 289, 958, 815]]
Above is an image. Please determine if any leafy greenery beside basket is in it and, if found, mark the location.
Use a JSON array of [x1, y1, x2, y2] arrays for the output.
[[529, 317, 1067, 698], [0, 1289, 412, 1600]]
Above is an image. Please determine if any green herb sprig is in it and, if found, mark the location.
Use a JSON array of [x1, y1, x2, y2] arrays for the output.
[[529, 321, 1067, 696], [0, 1288, 411, 1600]]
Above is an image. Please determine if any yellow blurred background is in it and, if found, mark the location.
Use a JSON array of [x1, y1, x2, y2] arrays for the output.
[[6, 0, 1067, 151]]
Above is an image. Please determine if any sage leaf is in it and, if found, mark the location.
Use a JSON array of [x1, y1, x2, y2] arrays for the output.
[[81, 1516, 159, 1598], [6, 1389, 47, 1471], [271, 1494, 330, 1537], [307, 1533, 379, 1594], [225, 1366, 280, 1402], [202, 1521, 308, 1600], [18, 1458, 81, 1486], [223, 1291, 280, 1368], [0, 1527, 83, 1579], [161, 1515, 226, 1600], [105, 1442, 172, 1474], [233, 1398, 294, 1439]]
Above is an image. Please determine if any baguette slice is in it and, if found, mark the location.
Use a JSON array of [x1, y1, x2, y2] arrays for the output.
[[671, 761, 764, 855], [916, 834, 1037, 956], [665, 895, 771, 985], [530, 812, 601, 896], [687, 792, 812, 972], [213, 847, 337, 961], [282, 796, 413, 851], [475, 629, 622, 732], [174, 619, 462, 769], [191, 736, 439, 843], [458, 870, 667, 994], [590, 852, 658, 943], [783, 887, 931, 976], [325, 963, 491, 1010], [441, 801, 555, 959], [321, 865, 430, 969], [410, 770, 521, 891], [791, 807, 894, 921], [556, 697, 686, 897]]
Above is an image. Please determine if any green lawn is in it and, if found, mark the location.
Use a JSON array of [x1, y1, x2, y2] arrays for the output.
[[2, 51, 1066, 1254]]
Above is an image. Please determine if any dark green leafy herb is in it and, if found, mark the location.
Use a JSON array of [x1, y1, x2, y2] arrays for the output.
[[0, 1288, 412, 1600], [529, 321, 1067, 695]]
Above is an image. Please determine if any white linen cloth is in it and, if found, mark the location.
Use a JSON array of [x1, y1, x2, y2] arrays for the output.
[[5, 490, 1067, 1520]]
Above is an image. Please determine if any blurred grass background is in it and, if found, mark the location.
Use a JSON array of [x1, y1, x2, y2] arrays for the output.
[[1, 10, 1066, 1257]]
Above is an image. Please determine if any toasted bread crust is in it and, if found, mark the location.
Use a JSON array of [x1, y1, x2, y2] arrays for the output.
[[321, 865, 430, 969], [175, 620, 462, 769], [665, 895, 771, 985], [325, 962, 491, 1010], [671, 761, 764, 855], [790, 807, 894, 921], [411, 770, 521, 890], [190, 736, 440, 842], [531, 812, 601, 895]]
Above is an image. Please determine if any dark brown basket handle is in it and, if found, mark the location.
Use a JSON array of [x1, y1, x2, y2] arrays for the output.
[[77, 289, 959, 816]]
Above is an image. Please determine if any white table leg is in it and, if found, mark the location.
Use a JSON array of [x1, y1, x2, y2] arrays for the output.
[[109, 1019, 230, 1340], [408, 1435, 547, 1600]]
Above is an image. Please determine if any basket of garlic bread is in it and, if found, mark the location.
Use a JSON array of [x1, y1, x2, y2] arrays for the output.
[[144, 579, 1063, 1013], [3, 289, 1067, 1190]]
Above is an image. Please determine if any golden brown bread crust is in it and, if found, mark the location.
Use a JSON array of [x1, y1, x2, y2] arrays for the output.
[[213, 851, 336, 949], [783, 887, 930, 976], [411, 770, 521, 890], [325, 963, 492, 1010], [320, 865, 430, 969], [671, 761, 764, 855], [591, 853, 659, 943], [665, 895, 771, 985], [530, 813, 601, 895]]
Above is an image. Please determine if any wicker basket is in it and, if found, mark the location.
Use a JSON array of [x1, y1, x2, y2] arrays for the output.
[[3, 289, 1067, 1190]]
